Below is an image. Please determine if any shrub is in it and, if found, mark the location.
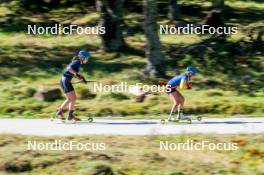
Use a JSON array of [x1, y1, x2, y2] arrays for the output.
[[98, 108, 114, 116], [205, 90, 223, 97], [76, 87, 96, 99], [92, 164, 114, 175], [230, 104, 255, 115], [100, 93, 130, 101], [23, 87, 37, 97], [4, 159, 32, 173]]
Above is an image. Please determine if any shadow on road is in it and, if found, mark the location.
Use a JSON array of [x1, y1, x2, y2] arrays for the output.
[[59, 121, 158, 125], [195, 121, 263, 125], [57, 120, 264, 125]]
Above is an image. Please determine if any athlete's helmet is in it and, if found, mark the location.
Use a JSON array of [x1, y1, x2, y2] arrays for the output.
[[186, 66, 197, 75], [78, 50, 91, 61]]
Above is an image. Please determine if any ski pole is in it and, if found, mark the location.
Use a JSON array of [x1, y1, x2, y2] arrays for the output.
[[43, 80, 97, 86]]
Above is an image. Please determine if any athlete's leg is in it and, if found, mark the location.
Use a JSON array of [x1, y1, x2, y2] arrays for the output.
[[56, 96, 69, 119], [59, 97, 70, 110], [168, 92, 179, 120], [57, 78, 71, 118], [176, 91, 185, 119], [67, 91, 77, 111], [66, 91, 80, 121]]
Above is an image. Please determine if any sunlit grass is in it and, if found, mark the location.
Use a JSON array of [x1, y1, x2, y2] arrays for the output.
[[226, 1, 264, 10], [160, 34, 202, 45], [0, 134, 263, 175], [0, 33, 101, 48]]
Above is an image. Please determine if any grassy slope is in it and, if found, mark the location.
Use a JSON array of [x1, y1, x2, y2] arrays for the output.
[[0, 134, 264, 175], [0, 0, 263, 118]]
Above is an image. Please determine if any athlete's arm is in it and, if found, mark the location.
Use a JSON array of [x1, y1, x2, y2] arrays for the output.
[[179, 79, 187, 89], [186, 74, 192, 89], [67, 61, 87, 83], [179, 75, 192, 89], [67, 68, 86, 83], [68, 68, 78, 76]]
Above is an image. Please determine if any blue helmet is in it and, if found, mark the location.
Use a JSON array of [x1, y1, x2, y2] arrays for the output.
[[186, 66, 197, 75], [78, 50, 90, 61]]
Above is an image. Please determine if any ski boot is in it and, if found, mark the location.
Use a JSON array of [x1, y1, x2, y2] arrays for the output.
[[161, 113, 178, 124], [168, 116, 179, 122], [177, 112, 192, 124], [161, 117, 174, 124], [67, 110, 81, 123], [52, 109, 66, 121]]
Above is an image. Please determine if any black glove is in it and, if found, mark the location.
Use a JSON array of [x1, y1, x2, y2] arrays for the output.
[[82, 78, 88, 84], [76, 73, 83, 79], [76, 73, 87, 84], [187, 82, 192, 90]]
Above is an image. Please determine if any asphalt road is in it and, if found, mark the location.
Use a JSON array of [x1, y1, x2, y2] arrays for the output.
[[0, 117, 263, 136]]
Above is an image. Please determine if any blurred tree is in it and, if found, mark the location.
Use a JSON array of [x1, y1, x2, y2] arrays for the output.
[[203, 9, 226, 39], [212, 0, 224, 9], [168, 0, 181, 21], [143, 0, 166, 78], [96, 0, 126, 52], [203, 9, 224, 27]]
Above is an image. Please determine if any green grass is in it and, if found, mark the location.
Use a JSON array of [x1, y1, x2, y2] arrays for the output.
[[0, 134, 263, 175], [0, 85, 263, 118], [0, 0, 263, 118]]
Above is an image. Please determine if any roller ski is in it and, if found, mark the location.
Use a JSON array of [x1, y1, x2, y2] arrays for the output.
[[176, 113, 192, 124], [63, 111, 94, 124], [161, 113, 192, 124], [64, 110, 81, 124], [161, 112, 202, 124], [51, 110, 81, 124]]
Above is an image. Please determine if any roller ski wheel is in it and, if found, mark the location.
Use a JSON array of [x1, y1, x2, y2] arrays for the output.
[[197, 116, 202, 121], [87, 114, 94, 123], [88, 117, 94, 123], [160, 119, 166, 124]]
